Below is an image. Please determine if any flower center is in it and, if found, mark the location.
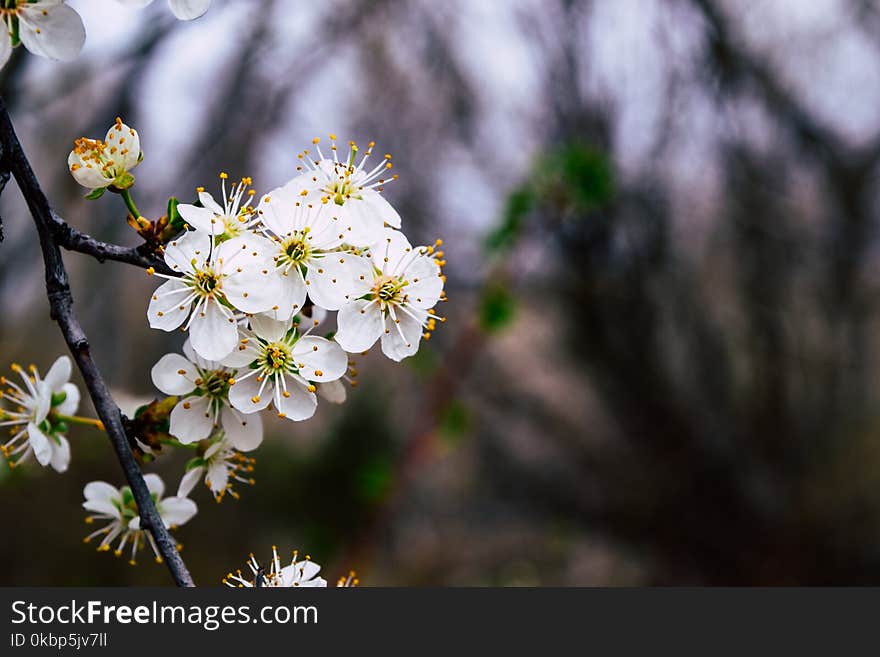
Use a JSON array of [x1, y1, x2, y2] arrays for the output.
[[372, 274, 406, 307], [197, 369, 231, 400], [277, 234, 312, 270], [259, 342, 294, 374], [323, 163, 361, 205], [191, 267, 222, 296]]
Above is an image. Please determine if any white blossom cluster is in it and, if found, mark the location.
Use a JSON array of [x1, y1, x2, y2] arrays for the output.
[[1, 0, 210, 70]]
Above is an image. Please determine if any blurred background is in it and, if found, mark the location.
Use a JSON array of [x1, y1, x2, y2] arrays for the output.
[[2, 0, 880, 585]]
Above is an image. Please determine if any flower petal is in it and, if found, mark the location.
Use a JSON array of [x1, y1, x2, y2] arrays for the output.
[[169, 396, 214, 444], [104, 120, 141, 173], [84, 481, 120, 502], [275, 376, 317, 421], [147, 279, 192, 331], [168, 0, 211, 20], [334, 299, 384, 353], [403, 255, 443, 309], [151, 353, 198, 396], [177, 465, 205, 497], [159, 496, 198, 527], [189, 300, 238, 361], [19, 3, 86, 62], [43, 355, 71, 392], [293, 336, 347, 382], [56, 382, 80, 417], [249, 314, 290, 342], [307, 252, 373, 311], [49, 435, 71, 473], [381, 306, 426, 361], [27, 422, 52, 466], [228, 375, 272, 414], [221, 405, 263, 451], [163, 230, 210, 274], [144, 472, 166, 498], [317, 380, 346, 404], [177, 203, 219, 234], [0, 31, 12, 70], [361, 189, 402, 228]]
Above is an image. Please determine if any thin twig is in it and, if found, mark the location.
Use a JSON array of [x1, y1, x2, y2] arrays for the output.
[[0, 96, 194, 587]]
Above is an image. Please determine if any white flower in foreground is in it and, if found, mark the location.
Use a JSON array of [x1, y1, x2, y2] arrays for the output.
[[334, 229, 446, 361], [177, 433, 255, 502], [67, 117, 141, 191], [255, 184, 364, 319], [151, 339, 262, 447], [177, 174, 257, 240], [224, 546, 327, 587], [82, 474, 197, 565], [146, 230, 284, 361], [0, 1, 85, 69], [289, 136, 401, 246], [222, 314, 347, 421], [299, 305, 358, 403], [114, 0, 210, 21], [0, 357, 79, 472]]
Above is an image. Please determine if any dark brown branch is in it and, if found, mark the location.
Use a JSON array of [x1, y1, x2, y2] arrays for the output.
[[0, 96, 194, 587]]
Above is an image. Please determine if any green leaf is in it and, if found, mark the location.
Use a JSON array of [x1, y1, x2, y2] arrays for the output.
[[84, 187, 107, 200], [484, 185, 534, 254], [168, 197, 185, 230], [479, 282, 516, 333], [439, 399, 470, 445]]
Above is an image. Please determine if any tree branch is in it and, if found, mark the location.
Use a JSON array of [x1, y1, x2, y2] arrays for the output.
[[0, 96, 194, 587]]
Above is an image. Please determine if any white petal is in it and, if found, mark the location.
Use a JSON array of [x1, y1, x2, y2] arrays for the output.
[[43, 355, 71, 392], [104, 120, 141, 172], [220, 338, 260, 368], [27, 423, 52, 466], [317, 380, 346, 404], [255, 184, 299, 236], [163, 230, 210, 274], [381, 307, 426, 361], [307, 252, 373, 311], [228, 375, 273, 414], [177, 465, 205, 497], [334, 300, 384, 353], [33, 381, 52, 424], [293, 336, 347, 382], [361, 189, 402, 228], [269, 268, 307, 320], [177, 204, 219, 234], [0, 32, 12, 70], [115, 0, 154, 7], [56, 382, 80, 416], [371, 228, 412, 274], [49, 435, 71, 473], [403, 254, 443, 309], [147, 279, 192, 331], [250, 314, 290, 342], [342, 201, 385, 247], [19, 3, 85, 62], [189, 300, 238, 361], [144, 472, 166, 498], [205, 460, 229, 494], [221, 405, 263, 451], [275, 377, 317, 421], [159, 497, 198, 527], [169, 396, 215, 444], [84, 481, 120, 502], [151, 353, 198, 396], [168, 0, 211, 20], [198, 191, 224, 215]]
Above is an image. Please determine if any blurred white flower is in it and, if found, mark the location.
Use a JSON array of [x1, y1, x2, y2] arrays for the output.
[[146, 230, 284, 361], [289, 136, 401, 246], [224, 546, 327, 587], [177, 174, 257, 241], [82, 474, 197, 565], [151, 339, 262, 448], [0, 1, 85, 69], [222, 314, 347, 421], [334, 229, 446, 361], [176, 433, 255, 502], [255, 184, 366, 319], [114, 0, 210, 21], [67, 117, 141, 191], [0, 356, 79, 472]]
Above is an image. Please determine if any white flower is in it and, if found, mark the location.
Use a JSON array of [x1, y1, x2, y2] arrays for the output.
[[298, 305, 358, 403], [67, 117, 141, 191], [146, 230, 284, 361], [254, 183, 365, 319], [224, 546, 327, 587], [177, 174, 257, 241], [334, 229, 446, 361], [151, 339, 262, 448], [0, 1, 85, 69], [221, 314, 347, 421], [82, 474, 197, 565], [176, 433, 256, 502], [0, 357, 79, 472], [114, 0, 210, 21], [289, 136, 402, 246]]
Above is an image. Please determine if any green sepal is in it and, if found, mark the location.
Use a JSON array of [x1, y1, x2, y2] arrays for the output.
[[84, 187, 107, 200], [50, 390, 67, 407], [111, 171, 135, 191], [185, 456, 207, 472]]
